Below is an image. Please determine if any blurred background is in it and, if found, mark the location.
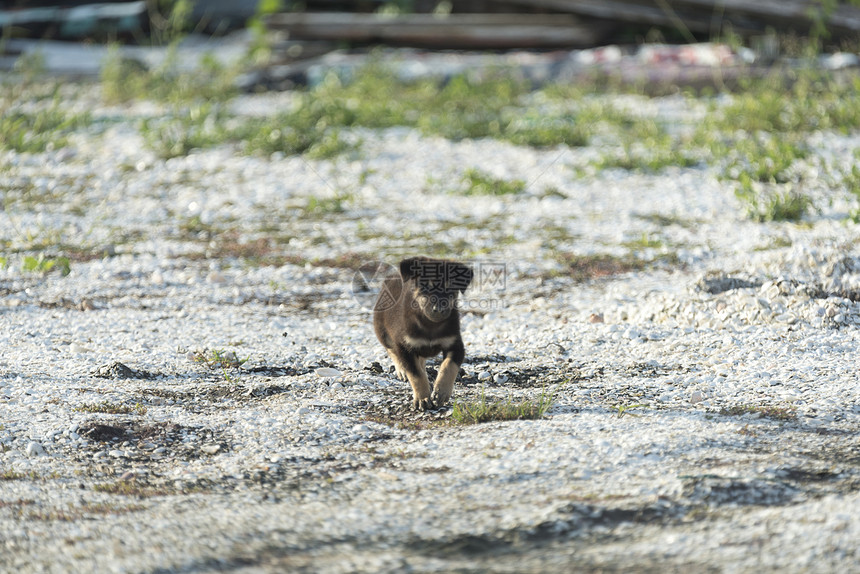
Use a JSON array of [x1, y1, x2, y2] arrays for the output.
[[2, 1, 859, 57]]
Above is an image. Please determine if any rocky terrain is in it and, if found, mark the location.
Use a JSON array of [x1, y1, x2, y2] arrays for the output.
[[2, 66, 860, 572]]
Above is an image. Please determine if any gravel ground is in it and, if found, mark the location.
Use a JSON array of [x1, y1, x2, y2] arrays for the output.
[[3, 78, 860, 573]]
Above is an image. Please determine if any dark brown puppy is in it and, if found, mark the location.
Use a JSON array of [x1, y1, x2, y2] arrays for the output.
[[373, 257, 473, 411]]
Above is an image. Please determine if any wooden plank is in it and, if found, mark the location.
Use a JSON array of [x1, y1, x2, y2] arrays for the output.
[[664, 0, 860, 35], [266, 12, 611, 48], [497, 0, 860, 37], [491, 0, 759, 35]]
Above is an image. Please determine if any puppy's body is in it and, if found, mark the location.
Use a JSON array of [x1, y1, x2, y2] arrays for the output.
[[373, 257, 472, 410]]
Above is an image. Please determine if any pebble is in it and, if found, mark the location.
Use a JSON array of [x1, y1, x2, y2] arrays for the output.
[[315, 367, 342, 378], [478, 371, 492, 381], [69, 342, 91, 354], [25, 441, 45, 457]]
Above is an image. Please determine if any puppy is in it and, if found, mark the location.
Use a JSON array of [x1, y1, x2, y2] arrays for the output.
[[373, 256, 473, 411]]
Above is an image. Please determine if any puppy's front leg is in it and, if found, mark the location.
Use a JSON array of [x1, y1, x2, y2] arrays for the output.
[[391, 347, 433, 411], [431, 341, 465, 407], [386, 349, 407, 381]]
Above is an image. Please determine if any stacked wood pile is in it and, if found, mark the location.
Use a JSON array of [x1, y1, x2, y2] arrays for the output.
[[268, 0, 860, 50]]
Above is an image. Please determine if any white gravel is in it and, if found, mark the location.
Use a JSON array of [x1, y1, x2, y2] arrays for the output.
[[3, 75, 860, 573]]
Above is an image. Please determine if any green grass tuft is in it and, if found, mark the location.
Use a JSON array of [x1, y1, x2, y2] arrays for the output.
[[22, 254, 70, 276], [191, 348, 248, 370], [0, 103, 91, 153], [459, 168, 526, 196], [73, 401, 147, 415], [451, 386, 554, 424]]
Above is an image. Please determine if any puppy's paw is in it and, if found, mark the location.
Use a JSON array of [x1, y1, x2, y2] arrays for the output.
[[430, 388, 451, 408], [412, 394, 434, 412]]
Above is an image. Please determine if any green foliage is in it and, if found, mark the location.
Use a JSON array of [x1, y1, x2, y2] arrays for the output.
[[415, 73, 527, 141], [459, 168, 526, 196], [22, 254, 70, 276], [305, 193, 352, 214], [240, 113, 359, 159], [841, 162, 860, 222], [1, 469, 33, 480], [594, 135, 699, 172], [148, 0, 194, 46], [73, 401, 147, 415], [191, 348, 248, 383], [0, 103, 90, 153], [733, 186, 813, 223], [101, 46, 238, 105], [723, 136, 808, 184], [451, 386, 554, 424], [714, 73, 860, 134], [139, 103, 234, 159], [192, 348, 247, 369], [101, 0, 214, 105], [247, 0, 285, 65], [715, 134, 812, 222], [265, 65, 595, 150]]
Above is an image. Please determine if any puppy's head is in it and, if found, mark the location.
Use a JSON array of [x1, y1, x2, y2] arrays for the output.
[[400, 257, 473, 322]]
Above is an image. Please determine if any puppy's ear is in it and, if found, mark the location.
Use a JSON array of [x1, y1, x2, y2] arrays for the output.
[[399, 257, 423, 281], [449, 262, 473, 293]]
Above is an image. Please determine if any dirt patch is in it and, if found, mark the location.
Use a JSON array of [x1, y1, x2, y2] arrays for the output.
[[76, 419, 231, 462], [92, 362, 158, 380]]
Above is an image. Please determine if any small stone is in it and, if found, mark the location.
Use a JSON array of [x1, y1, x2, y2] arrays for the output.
[[201, 444, 221, 455], [69, 342, 91, 354], [478, 371, 492, 381], [109, 449, 125, 458], [316, 367, 343, 378], [92, 362, 136, 380], [26, 441, 45, 457], [690, 391, 704, 404], [207, 271, 227, 284], [588, 313, 604, 323]]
